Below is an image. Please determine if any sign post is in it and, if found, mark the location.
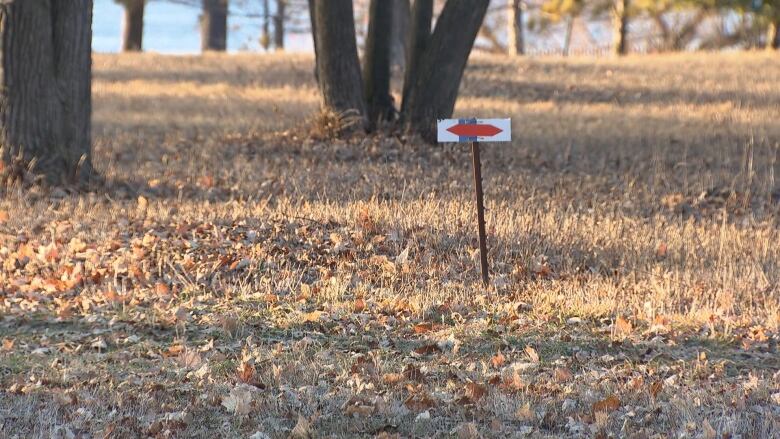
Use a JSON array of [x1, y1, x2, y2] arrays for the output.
[[437, 118, 511, 286]]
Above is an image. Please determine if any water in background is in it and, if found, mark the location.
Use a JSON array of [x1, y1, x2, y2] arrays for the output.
[[93, 0, 311, 54]]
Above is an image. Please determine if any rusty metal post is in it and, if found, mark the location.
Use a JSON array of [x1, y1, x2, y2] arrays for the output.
[[471, 141, 489, 286]]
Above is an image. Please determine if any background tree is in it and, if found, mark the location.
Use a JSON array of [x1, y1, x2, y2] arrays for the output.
[[311, 0, 367, 126], [118, 0, 145, 52], [508, 0, 526, 55], [612, 0, 630, 55], [274, 0, 286, 50], [201, 0, 228, 51], [401, 0, 433, 114], [0, 0, 95, 185], [540, 0, 586, 56], [310, 0, 488, 141], [633, 0, 717, 51], [401, 0, 490, 141], [261, 0, 271, 50], [363, 0, 395, 125]]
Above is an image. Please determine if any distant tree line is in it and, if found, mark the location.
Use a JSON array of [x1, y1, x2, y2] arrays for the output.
[[114, 0, 780, 55]]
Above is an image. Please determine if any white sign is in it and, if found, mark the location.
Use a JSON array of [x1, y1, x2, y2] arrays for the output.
[[437, 118, 512, 143]]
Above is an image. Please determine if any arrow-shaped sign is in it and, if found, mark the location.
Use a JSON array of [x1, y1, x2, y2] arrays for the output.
[[437, 118, 511, 142], [447, 123, 503, 138]]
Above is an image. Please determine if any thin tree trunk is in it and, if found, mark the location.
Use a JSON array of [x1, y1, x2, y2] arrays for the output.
[[612, 0, 629, 56], [273, 0, 285, 50], [311, 0, 366, 127], [507, 0, 524, 56], [563, 16, 574, 57], [403, 0, 489, 142], [261, 0, 270, 50], [363, 0, 395, 125], [401, 0, 433, 116], [0, 0, 94, 185], [121, 0, 144, 52], [201, 0, 228, 52]]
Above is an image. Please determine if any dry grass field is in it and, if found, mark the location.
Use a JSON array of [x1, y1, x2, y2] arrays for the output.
[[1, 52, 779, 438]]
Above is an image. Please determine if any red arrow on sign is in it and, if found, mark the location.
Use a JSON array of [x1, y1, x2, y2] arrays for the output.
[[447, 123, 503, 137]]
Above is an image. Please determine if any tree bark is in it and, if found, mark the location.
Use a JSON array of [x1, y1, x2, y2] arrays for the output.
[[311, 0, 366, 126], [0, 0, 94, 185], [121, 0, 144, 52], [363, 0, 395, 125], [507, 0, 524, 56], [273, 0, 285, 50], [401, 0, 433, 116], [201, 0, 228, 52], [612, 0, 629, 56], [403, 0, 489, 142]]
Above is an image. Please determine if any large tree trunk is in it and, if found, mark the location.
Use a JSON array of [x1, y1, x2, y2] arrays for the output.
[[0, 0, 94, 185], [507, 0, 524, 56], [273, 0, 285, 50], [403, 0, 489, 142], [311, 0, 366, 127], [201, 0, 228, 52], [768, 20, 779, 50], [400, 0, 433, 116], [363, 0, 395, 125], [121, 0, 144, 52], [612, 0, 629, 56]]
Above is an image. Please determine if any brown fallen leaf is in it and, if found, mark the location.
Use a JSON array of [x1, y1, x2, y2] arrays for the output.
[[1, 338, 14, 352], [404, 393, 436, 412], [413, 322, 434, 334], [524, 345, 540, 363], [502, 369, 527, 391], [413, 343, 442, 355], [301, 310, 326, 323], [464, 382, 486, 403], [490, 352, 506, 369], [236, 361, 256, 384], [655, 242, 668, 259], [155, 281, 171, 296], [615, 316, 632, 336], [353, 297, 366, 313], [342, 396, 376, 417], [553, 367, 573, 382], [383, 373, 404, 385], [0, 210, 8, 223], [164, 344, 184, 358], [592, 394, 621, 414]]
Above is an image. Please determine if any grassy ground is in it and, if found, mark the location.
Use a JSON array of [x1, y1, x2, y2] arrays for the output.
[[1, 52, 779, 438]]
